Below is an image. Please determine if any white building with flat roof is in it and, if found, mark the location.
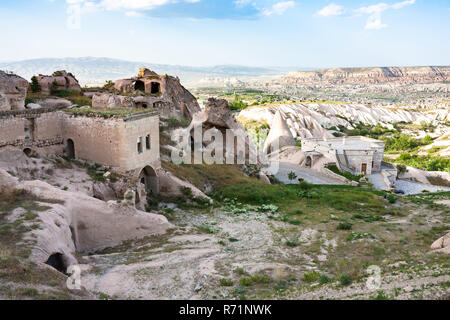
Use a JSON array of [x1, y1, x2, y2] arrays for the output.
[[301, 136, 385, 176]]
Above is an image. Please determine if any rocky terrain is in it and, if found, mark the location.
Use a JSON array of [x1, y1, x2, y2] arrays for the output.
[[279, 66, 450, 85], [238, 103, 449, 140]]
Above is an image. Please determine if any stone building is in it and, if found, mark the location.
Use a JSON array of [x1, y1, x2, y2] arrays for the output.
[[0, 106, 161, 195], [301, 136, 385, 175]]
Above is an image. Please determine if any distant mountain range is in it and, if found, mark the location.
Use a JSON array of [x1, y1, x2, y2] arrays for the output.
[[0, 57, 295, 87]]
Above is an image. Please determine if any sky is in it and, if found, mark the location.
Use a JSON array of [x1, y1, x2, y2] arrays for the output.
[[0, 0, 449, 68]]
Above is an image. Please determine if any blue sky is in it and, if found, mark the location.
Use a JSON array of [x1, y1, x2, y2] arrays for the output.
[[0, 0, 449, 67]]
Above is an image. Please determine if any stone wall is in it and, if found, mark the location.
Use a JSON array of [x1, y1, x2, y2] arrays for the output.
[[0, 109, 65, 153], [63, 113, 160, 172]]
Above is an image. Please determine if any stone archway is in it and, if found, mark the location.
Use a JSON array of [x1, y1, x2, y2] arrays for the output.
[[139, 166, 159, 195], [67, 139, 75, 159], [134, 80, 145, 92]]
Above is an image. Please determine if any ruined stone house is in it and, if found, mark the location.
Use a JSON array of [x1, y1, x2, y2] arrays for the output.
[[301, 136, 386, 175], [94, 68, 201, 121]]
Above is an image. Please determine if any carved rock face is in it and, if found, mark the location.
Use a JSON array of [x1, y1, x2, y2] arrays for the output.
[[0, 70, 28, 111]]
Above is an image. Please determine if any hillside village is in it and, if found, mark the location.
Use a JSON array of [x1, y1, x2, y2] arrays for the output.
[[0, 67, 449, 300]]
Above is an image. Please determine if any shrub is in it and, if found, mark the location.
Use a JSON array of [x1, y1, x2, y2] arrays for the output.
[[286, 241, 297, 247], [219, 278, 234, 287], [339, 274, 352, 286], [319, 275, 332, 284], [337, 222, 353, 230], [387, 194, 397, 204], [302, 271, 321, 283], [288, 171, 298, 182], [239, 273, 270, 286]]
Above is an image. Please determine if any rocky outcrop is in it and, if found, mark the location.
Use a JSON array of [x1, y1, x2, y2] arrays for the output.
[[92, 93, 135, 109], [114, 69, 201, 120], [0, 169, 172, 268], [36, 70, 82, 95], [264, 110, 296, 153], [280, 66, 450, 85], [238, 103, 448, 140], [0, 70, 28, 111], [431, 232, 450, 254]]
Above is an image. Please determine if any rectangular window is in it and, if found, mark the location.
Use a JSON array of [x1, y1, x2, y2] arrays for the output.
[[137, 137, 143, 154], [146, 135, 151, 150]]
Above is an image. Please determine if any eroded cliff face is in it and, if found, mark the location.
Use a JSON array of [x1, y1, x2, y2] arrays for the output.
[[279, 66, 450, 85]]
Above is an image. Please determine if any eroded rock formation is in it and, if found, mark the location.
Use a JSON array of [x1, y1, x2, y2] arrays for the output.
[[280, 66, 450, 85], [0, 70, 28, 111], [0, 169, 172, 269], [36, 70, 82, 95]]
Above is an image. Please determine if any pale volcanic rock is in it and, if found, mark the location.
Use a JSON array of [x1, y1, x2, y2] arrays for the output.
[[238, 103, 449, 140], [36, 70, 82, 95], [280, 66, 450, 85], [0, 70, 29, 111], [0, 169, 172, 266], [263, 110, 296, 153], [431, 232, 450, 254]]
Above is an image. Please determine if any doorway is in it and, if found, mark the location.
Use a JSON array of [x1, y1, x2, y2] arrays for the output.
[[67, 139, 75, 159], [362, 163, 367, 175]]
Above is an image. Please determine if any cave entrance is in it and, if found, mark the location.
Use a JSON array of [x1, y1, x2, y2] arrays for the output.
[[151, 82, 161, 94], [305, 156, 312, 168], [139, 166, 159, 195], [134, 80, 145, 92], [23, 148, 33, 158], [67, 139, 75, 159], [45, 253, 68, 274]]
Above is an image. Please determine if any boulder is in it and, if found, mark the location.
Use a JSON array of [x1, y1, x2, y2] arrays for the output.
[[26, 103, 42, 109], [93, 182, 117, 201], [0, 70, 28, 111], [431, 232, 450, 254], [158, 170, 210, 200], [36, 70, 82, 95]]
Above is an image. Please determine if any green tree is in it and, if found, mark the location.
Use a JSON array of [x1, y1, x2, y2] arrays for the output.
[[50, 80, 59, 95], [30, 76, 41, 93]]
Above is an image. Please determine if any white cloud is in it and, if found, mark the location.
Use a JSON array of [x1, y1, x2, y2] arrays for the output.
[[262, 1, 295, 16], [355, 0, 416, 30], [316, 3, 345, 17], [125, 11, 143, 17]]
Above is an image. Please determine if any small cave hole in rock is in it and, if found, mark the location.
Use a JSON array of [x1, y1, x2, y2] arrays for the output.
[[142, 103, 148, 109], [151, 82, 161, 94], [45, 253, 68, 274], [23, 148, 33, 157]]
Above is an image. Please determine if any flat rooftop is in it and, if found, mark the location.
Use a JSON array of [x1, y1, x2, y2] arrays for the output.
[[65, 107, 159, 120], [304, 136, 385, 152]]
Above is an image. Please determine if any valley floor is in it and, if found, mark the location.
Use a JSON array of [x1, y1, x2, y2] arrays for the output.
[[80, 192, 449, 300]]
